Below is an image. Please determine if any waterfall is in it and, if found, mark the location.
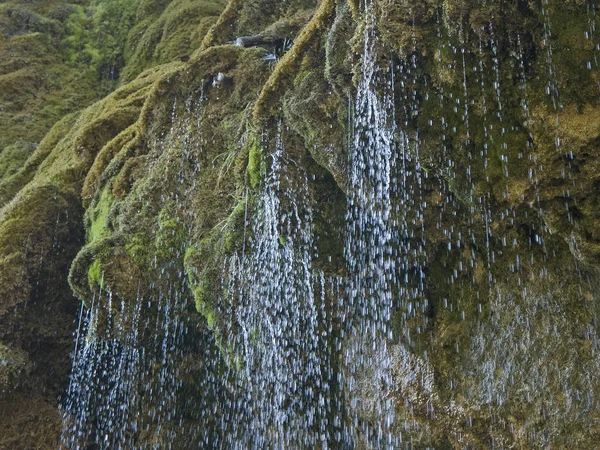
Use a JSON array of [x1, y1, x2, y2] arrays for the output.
[[56, 2, 600, 449], [60, 294, 143, 450]]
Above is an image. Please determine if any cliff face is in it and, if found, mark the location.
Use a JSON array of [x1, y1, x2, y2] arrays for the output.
[[1, 0, 599, 448]]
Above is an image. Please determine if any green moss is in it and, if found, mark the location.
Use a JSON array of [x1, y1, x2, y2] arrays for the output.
[[185, 240, 220, 327], [87, 185, 114, 242], [283, 67, 348, 187], [184, 193, 251, 332], [87, 257, 103, 290], [0, 142, 36, 182], [2, 54, 164, 306], [202, 0, 316, 49], [82, 125, 139, 204], [545, 3, 600, 108], [325, 3, 355, 92], [0, 0, 145, 157], [0, 343, 31, 391], [125, 233, 152, 268], [247, 138, 263, 189], [155, 202, 188, 259], [200, 0, 245, 48], [1, 1, 599, 446], [0, 113, 76, 206], [63, 0, 141, 83], [278, 234, 287, 247], [0, 181, 84, 338], [253, 0, 336, 121], [223, 199, 247, 253], [121, 0, 227, 82], [0, 0, 309, 445], [192, 284, 217, 328]]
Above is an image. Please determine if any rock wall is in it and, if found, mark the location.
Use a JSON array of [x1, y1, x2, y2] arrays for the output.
[[0, 0, 599, 448]]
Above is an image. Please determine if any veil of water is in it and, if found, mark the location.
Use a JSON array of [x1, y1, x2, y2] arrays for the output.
[[60, 294, 141, 449], [342, 2, 397, 447], [221, 125, 325, 448]]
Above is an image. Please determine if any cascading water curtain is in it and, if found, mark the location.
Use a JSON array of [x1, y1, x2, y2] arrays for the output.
[[343, 1, 399, 448], [60, 293, 144, 450], [53, 2, 600, 449], [222, 126, 330, 449], [59, 289, 196, 450]]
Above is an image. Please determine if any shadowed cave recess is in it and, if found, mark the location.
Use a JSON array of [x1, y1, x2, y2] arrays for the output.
[[1, 0, 600, 448]]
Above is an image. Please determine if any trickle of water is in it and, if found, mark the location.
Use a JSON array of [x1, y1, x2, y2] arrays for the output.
[[60, 286, 204, 450], [586, 2, 600, 71], [542, 0, 561, 113]]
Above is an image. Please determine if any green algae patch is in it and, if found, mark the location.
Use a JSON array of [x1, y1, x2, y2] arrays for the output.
[[87, 185, 115, 242]]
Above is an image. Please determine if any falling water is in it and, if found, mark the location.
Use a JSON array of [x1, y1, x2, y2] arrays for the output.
[[343, 1, 397, 447], [60, 293, 143, 449], [217, 124, 330, 448], [60, 282, 217, 450]]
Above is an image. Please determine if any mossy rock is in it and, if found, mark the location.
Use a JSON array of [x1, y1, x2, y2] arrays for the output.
[[0, 343, 31, 391], [121, 0, 227, 82], [1, 0, 600, 447]]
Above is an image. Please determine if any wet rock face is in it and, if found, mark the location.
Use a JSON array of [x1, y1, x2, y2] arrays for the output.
[[0, 344, 31, 391], [1, 0, 600, 448]]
